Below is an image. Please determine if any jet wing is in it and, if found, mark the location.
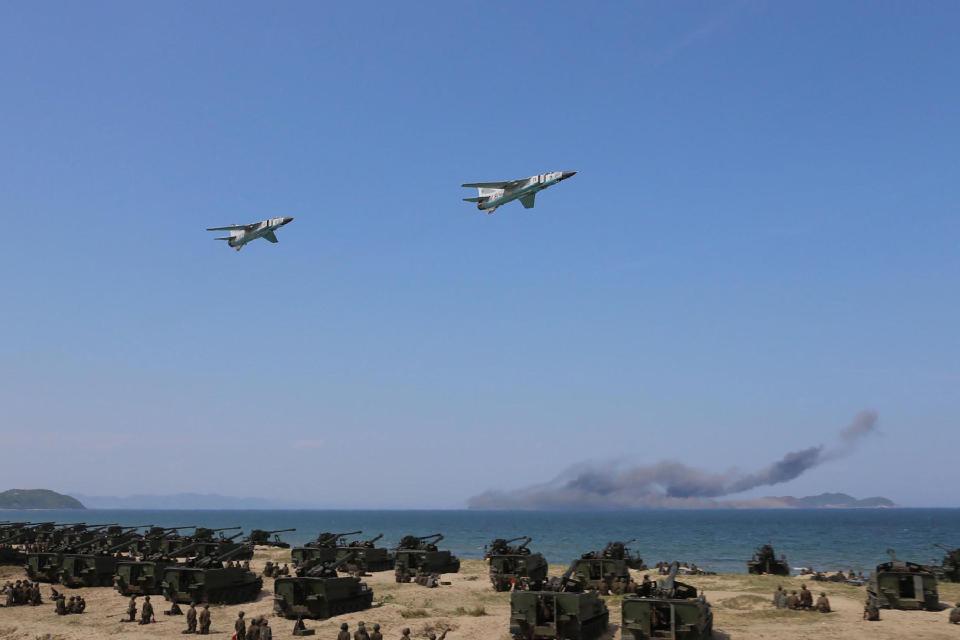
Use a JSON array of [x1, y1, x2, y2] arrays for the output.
[[263, 230, 279, 243], [206, 223, 255, 231], [520, 193, 536, 209], [462, 179, 526, 189]]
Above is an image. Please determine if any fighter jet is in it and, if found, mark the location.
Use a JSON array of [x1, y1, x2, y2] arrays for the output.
[[462, 171, 576, 214], [206, 216, 294, 251]]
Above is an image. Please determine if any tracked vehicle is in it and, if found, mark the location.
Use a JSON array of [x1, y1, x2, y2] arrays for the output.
[[292, 530, 362, 567], [867, 549, 939, 610], [115, 536, 211, 596], [509, 561, 609, 640], [393, 533, 460, 583], [161, 537, 262, 604], [274, 552, 374, 619], [59, 527, 145, 587], [486, 536, 548, 591], [934, 544, 960, 583], [746, 544, 789, 576], [26, 524, 116, 582], [247, 528, 297, 548], [622, 561, 713, 640]]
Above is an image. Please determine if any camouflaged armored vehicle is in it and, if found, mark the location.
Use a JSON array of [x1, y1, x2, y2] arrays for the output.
[[273, 552, 374, 619], [486, 536, 549, 591], [115, 535, 212, 596], [621, 561, 713, 640], [292, 530, 362, 567], [59, 527, 145, 587], [867, 549, 939, 610], [247, 528, 296, 548], [26, 524, 118, 582], [393, 534, 461, 583], [746, 544, 790, 576], [569, 540, 644, 595], [509, 561, 609, 640], [161, 538, 261, 604], [292, 531, 393, 573], [934, 544, 960, 583]]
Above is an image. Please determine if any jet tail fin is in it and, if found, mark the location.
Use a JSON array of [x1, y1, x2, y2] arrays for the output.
[[462, 196, 484, 203]]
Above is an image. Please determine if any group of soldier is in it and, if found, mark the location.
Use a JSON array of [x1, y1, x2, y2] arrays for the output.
[[772, 584, 831, 613], [233, 610, 274, 640], [335, 622, 449, 640], [52, 589, 86, 615], [1, 579, 42, 607], [124, 594, 212, 633], [262, 561, 290, 578]]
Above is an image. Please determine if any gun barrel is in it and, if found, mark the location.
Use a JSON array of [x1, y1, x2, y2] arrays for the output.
[[418, 533, 444, 541], [265, 528, 297, 535]]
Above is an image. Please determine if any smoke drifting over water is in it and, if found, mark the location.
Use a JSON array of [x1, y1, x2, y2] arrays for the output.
[[468, 411, 879, 509]]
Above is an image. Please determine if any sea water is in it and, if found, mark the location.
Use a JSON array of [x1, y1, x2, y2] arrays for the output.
[[3, 508, 957, 574]]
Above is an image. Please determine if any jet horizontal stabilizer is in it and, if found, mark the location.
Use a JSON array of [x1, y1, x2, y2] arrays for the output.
[[462, 196, 485, 203]]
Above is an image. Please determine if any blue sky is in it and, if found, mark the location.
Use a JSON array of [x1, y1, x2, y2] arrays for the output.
[[1, 1, 957, 507]]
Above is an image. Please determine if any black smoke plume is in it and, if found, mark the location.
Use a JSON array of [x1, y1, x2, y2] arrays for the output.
[[468, 411, 878, 509]]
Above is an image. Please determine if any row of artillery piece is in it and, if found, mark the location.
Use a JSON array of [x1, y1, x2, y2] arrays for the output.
[[484, 537, 711, 640], [749, 542, 959, 613]]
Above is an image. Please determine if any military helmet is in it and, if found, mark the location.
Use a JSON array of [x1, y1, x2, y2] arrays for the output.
[[341, 622, 348, 630]]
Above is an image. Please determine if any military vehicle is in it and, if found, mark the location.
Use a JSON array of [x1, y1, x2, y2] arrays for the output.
[[273, 551, 374, 619], [509, 560, 609, 640], [570, 542, 643, 595], [934, 544, 960, 583], [486, 536, 549, 591], [0, 522, 51, 564], [161, 537, 262, 604], [292, 531, 393, 573], [292, 530, 361, 567], [746, 544, 790, 576], [867, 549, 939, 610], [621, 561, 713, 640], [59, 528, 145, 588], [393, 534, 461, 583], [129, 526, 195, 556], [26, 524, 117, 582], [247, 528, 297, 548]]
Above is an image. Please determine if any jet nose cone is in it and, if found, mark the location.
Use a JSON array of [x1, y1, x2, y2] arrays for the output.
[[283, 216, 294, 225], [561, 171, 577, 181]]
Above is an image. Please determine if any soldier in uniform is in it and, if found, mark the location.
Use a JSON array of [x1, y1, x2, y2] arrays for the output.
[[126, 595, 137, 622], [949, 602, 960, 624], [798, 584, 813, 610], [185, 602, 198, 633], [263, 561, 274, 577], [355, 621, 371, 640], [199, 604, 211, 634], [772, 585, 786, 608], [370, 623, 383, 640], [337, 622, 351, 640], [863, 598, 880, 621], [55, 593, 66, 615], [785, 590, 799, 610], [30, 583, 42, 606], [140, 595, 155, 624], [427, 632, 448, 640], [815, 592, 831, 613], [399, 630, 411, 640], [66, 596, 76, 614], [292, 616, 308, 636], [234, 611, 246, 640], [260, 618, 273, 640], [77, 596, 86, 613], [249, 616, 262, 640]]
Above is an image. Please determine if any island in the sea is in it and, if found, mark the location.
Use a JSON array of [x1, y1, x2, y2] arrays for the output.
[[761, 492, 895, 508], [0, 489, 85, 510]]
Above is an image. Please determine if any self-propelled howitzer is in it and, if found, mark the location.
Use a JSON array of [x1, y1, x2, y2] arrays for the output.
[[59, 531, 144, 588], [509, 560, 610, 640], [247, 528, 296, 548], [161, 536, 262, 605], [393, 533, 460, 583], [487, 536, 548, 592], [114, 534, 211, 597], [26, 525, 117, 582], [934, 544, 960, 583], [621, 561, 713, 640], [274, 551, 374, 620], [338, 533, 394, 573]]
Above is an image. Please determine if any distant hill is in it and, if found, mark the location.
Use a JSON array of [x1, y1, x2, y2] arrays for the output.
[[73, 492, 310, 510], [0, 489, 85, 510], [765, 492, 895, 508]]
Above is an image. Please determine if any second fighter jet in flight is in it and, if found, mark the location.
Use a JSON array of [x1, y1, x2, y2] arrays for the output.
[[462, 171, 576, 214], [207, 216, 294, 251]]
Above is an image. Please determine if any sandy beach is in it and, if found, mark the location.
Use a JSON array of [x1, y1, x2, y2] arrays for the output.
[[1, 547, 958, 639]]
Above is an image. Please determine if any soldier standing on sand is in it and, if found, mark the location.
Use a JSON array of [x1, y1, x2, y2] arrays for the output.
[[234, 611, 247, 640], [185, 602, 198, 633], [863, 598, 880, 621], [260, 618, 273, 640], [337, 622, 351, 640], [370, 623, 383, 640], [949, 602, 960, 624], [140, 595, 155, 624], [816, 592, 831, 613], [199, 603, 211, 634], [772, 585, 785, 608], [249, 616, 261, 640], [127, 595, 137, 622], [355, 621, 371, 640]]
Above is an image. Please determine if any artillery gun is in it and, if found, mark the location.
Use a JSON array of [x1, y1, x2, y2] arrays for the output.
[[746, 544, 790, 576], [247, 528, 297, 548], [130, 526, 195, 556], [161, 535, 262, 604], [338, 533, 394, 573], [26, 524, 116, 582], [621, 561, 713, 640], [599, 539, 645, 570], [115, 535, 212, 596], [572, 541, 638, 595], [293, 530, 363, 567], [59, 528, 145, 588], [867, 549, 939, 610], [509, 560, 610, 640], [393, 533, 461, 583], [161, 526, 241, 557], [0, 522, 54, 564], [486, 536, 548, 592], [274, 551, 374, 619], [933, 544, 960, 583]]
